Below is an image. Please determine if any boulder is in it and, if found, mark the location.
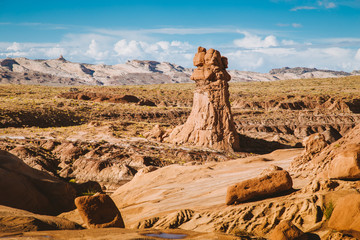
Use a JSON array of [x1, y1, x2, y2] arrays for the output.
[[144, 124, 165, 142], [166, 46, 240, 152], [292, 133, 328, 168], [74, 194, 125, 229], [327, 144, 360, 179], [0, 150, 76, 215], [226, 169, 292, 205], [328, 193, 360, 238], [322, 128, 342, 144], [269, 220, 305, 240]]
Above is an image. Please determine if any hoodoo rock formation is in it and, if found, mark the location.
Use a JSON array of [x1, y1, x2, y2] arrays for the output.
[[167, 47, 240, 151]]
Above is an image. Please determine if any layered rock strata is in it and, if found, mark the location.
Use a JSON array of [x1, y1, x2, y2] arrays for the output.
[[167, 47, 240, 151]]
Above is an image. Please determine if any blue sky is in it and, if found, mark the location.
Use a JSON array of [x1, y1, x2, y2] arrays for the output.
[[1, 0, 360, 72]]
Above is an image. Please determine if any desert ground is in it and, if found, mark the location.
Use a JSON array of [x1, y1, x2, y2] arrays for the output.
[[2, 67, 360, 239]]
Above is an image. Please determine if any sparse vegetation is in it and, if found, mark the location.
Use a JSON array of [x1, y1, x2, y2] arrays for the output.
[[324, 201, 335, 220]]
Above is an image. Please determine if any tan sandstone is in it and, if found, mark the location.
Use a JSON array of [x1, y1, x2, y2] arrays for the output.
[[327, 144, 360, 179], [166, 47, 240, 152], [328, 193, 360, 238], [0, 150, 76, 215], [269, 220, 305, 240]]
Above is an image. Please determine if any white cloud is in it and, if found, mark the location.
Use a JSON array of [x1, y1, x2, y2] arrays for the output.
[[1, 28, 360, 73], [318, 1, 337, 8], [292, 23, 302, 28], [234, 32, 278, 49], [7, 42, 21, 51], [277, 23, 303, 28], [291, 6, 317, 11], [355, 49, 360, 61], [281, 39, 297, 45], [291, 1, 336, 11], [86, 39, 109, 60]]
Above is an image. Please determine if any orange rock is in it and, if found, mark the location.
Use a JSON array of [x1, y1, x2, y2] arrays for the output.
[[328, 193, 360, 238], [167, 47, 240, 152], [75, 194, 125, 229], [292, 133, 328, 168], [226, 170, 293, 205], [269, 220, 305, 240], [328, 144, 360, 179]]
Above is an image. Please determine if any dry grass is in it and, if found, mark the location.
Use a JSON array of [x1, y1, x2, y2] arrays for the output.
[[1, 75, 360, 131]]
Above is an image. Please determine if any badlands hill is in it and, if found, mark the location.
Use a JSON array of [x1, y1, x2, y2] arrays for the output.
[[0, 56, 356, 86]]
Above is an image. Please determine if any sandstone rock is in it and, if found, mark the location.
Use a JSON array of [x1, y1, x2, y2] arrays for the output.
[[166, 47, 240, 151], [144, 124, 165, 141], [269, 220, 305, 240], [74, 194, 125, 229], [53, 142, 83, 162], [292, 133, 328, 168], [322, 128, 342, 144], [68, 158, 136, 191], [71, 181, 103, 196], [57, 55, 66, 61], [226, 170, 293, 205], [0, 150, 76, 215], [328, 144, 360, 179], [138, 99, 156, 106], [134, 166, 158, 178], [328, 193, 360, 238], [303, 133, 328, 157], [0, 205, 82, 233], [128, 155, 152, 169]]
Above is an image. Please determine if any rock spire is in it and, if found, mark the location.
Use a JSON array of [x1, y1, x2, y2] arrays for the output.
[[167, 47, 240, 151]]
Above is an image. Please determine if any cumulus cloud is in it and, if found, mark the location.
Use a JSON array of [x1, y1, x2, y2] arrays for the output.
[[86, 39, 109, 60], [1, 29, 360, 73], [7, 42, 21, 51], [234, 32, 278, 49]]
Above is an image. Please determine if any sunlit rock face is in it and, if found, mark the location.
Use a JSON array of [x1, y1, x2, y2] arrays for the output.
[[167, 47, 240, 152]]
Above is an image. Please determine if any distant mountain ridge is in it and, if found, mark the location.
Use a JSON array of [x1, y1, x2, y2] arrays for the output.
[[0, 57, 357, 86]]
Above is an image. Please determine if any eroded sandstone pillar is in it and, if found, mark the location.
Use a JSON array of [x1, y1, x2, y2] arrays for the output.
[[167, 47, 240, 151]]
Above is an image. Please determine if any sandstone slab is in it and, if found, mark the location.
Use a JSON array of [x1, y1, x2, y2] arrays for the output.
[[327, 144, 360, 179], [328, 193, 360, 238], [0, 150, 76, 215], [0, 205, 82, 233]]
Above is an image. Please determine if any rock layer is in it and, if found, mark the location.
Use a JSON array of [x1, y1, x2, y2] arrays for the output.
[[167, 47, 240, 151]]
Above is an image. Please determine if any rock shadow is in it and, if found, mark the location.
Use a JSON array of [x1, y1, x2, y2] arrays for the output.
[[238, 134, 295, 154]]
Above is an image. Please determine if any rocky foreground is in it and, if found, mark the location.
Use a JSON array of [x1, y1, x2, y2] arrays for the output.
[[0, 56, 357, 86]]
